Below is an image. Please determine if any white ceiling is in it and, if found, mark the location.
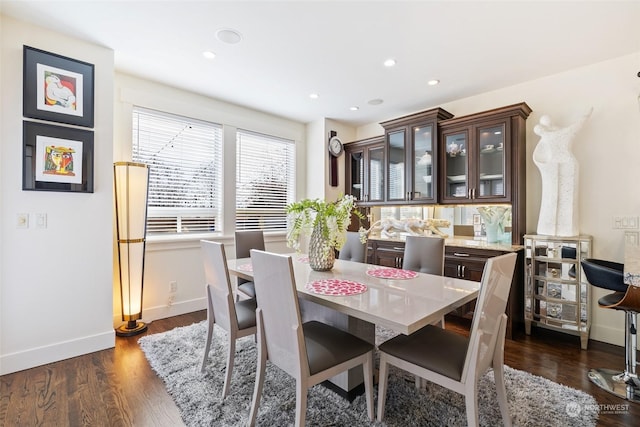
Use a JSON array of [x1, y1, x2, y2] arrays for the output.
[[2, 1, 639, 126]]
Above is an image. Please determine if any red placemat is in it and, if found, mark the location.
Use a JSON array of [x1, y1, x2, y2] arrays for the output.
[[305, 279, 367, 296], [236, 263, 253, 272], [366, 268, 418, 280]]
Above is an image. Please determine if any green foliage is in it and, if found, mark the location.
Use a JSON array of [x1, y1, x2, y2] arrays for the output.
[[286, 194, 363, 254]]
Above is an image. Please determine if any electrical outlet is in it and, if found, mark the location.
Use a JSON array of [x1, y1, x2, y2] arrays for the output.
[[625, 231, 639, 247], [170, 281, 178, 293], [36, 213, 47, 229]]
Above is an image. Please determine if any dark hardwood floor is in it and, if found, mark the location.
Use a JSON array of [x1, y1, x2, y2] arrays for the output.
[[1, 311, 637, 426]]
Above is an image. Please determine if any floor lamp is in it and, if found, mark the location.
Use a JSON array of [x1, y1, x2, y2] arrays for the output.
[[114, 161, 150, 337]]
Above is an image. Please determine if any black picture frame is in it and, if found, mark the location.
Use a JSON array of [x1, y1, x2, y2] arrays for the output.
[[23, 121, 94, 193], [23, 45, 95, 128]]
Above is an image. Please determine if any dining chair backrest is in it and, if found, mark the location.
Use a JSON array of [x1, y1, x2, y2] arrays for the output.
[[462, 252, 517, 380], [235, 230, 265, 283], [250, 249, 307, 378], [201, 240, 236, 331], [338, 231, 367, 263], [402, 235, 445, 275]]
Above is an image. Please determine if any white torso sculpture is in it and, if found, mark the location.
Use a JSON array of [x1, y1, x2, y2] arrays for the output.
[[533, 109, 592, 236]]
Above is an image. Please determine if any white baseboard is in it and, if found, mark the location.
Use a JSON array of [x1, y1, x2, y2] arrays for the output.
[[590, 324, 625, 347], [0, 331, 114, 375], [2, 298, 207, 376], [113, 297, 207, 327]]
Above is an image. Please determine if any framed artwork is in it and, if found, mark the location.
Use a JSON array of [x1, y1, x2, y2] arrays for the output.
[[23, 45, 95, 128], [23, 121, 94, 193]]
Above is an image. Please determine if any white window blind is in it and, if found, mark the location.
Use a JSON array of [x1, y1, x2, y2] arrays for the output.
[[132, 107, 223, 234], [236, 130, 295, 231]]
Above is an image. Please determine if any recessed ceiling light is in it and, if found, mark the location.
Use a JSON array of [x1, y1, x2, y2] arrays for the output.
[[202, 51, 216, 59], [368, 98, 384, 106], [350, 106, 359, 111], [384, 58, 396, 67], [309, 93, 319, 99], [427, 79, 440, 86], [216, 28, 242, 44]]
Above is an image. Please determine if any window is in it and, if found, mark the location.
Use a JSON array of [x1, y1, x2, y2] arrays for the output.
[[236, 130, 295, 231], [132, 107, 223, 234]]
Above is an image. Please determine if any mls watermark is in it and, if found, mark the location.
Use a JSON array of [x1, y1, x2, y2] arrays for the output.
[[566, 401, 630, 417]]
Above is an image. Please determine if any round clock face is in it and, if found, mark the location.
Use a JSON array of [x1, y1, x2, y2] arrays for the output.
[[328, 136, 343, 157]]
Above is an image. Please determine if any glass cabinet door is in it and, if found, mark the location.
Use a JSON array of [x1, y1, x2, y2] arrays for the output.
[[367, 145, 384, 203], [387, 130, 406, 201], [412, 124, 434, 201], [443, 131, 468, 199], [348, 150, 364, 201], [477, 123, 506, 198]]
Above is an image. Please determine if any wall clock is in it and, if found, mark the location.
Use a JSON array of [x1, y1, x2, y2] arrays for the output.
[[328, 135, 344, 157], [328, 131, 342, 187]]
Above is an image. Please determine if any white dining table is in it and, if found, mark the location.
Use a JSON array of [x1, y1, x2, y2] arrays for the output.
[[227, 253, 480, 396]]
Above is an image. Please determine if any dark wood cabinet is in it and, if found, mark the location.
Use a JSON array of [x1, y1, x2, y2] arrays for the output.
[[345, 136, 385, 206], [367, 238, 524, 339], [380, 108, 453, 204], [439, 103, 531, 243], [344, 102, 530, 244], [367, 239, 405, 268], [445, 247, 488, 282]]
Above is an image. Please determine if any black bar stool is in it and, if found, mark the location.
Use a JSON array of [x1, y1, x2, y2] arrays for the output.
[[582, 258, 640, 402]]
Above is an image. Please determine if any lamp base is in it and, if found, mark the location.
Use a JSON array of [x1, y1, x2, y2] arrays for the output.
[[115, 320, 148, 337]]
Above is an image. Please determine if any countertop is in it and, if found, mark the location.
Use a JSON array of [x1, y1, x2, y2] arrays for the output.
[[368, 235, 524, 252]]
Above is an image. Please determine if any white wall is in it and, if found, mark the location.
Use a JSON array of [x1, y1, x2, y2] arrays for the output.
[[113, 73, 306, 325], [305, 118, 356, 201], [355, 52, 640, 346], [0, 16, 115, 374]]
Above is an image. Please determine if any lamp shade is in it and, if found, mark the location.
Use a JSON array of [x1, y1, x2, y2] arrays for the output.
[[114, 161, 150, 336]]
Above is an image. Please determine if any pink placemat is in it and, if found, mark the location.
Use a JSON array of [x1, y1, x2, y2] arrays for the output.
[[305, 279, 367, 296], [236, 263, 253, 272], [297, 255, 309, 263], [366, 268, 418, 280]]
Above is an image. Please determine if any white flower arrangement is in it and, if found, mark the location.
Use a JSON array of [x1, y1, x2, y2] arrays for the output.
[[286, 194, 362, 258]]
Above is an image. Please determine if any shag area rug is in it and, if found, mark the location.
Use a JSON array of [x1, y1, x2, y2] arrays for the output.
[[139, 321, 598, 426]]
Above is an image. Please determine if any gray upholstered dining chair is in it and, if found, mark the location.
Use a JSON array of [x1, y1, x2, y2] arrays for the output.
[[247, 249, 374, 427], [200, 240, 257, 399], [401, 234, 446, 388], [403, 235, 445, 327], [377, 252, 517, 427], [338, 231, 367, 263], [402, 235, 445, 275], [234, 230, 265, 299]]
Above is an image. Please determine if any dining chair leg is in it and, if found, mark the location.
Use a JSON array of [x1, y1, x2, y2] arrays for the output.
[[363, 352, 374, 421], [222, 337, 236, 398], [464, 388, 480, 427], [493, 316, 512, 426], [376, 354, 390, 421], [415, 375, 420, 389], [200, 308, 215, 373], [248, 315, 267, 427], [494, 364, 512, 427], [295, 381, 308, 427]]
